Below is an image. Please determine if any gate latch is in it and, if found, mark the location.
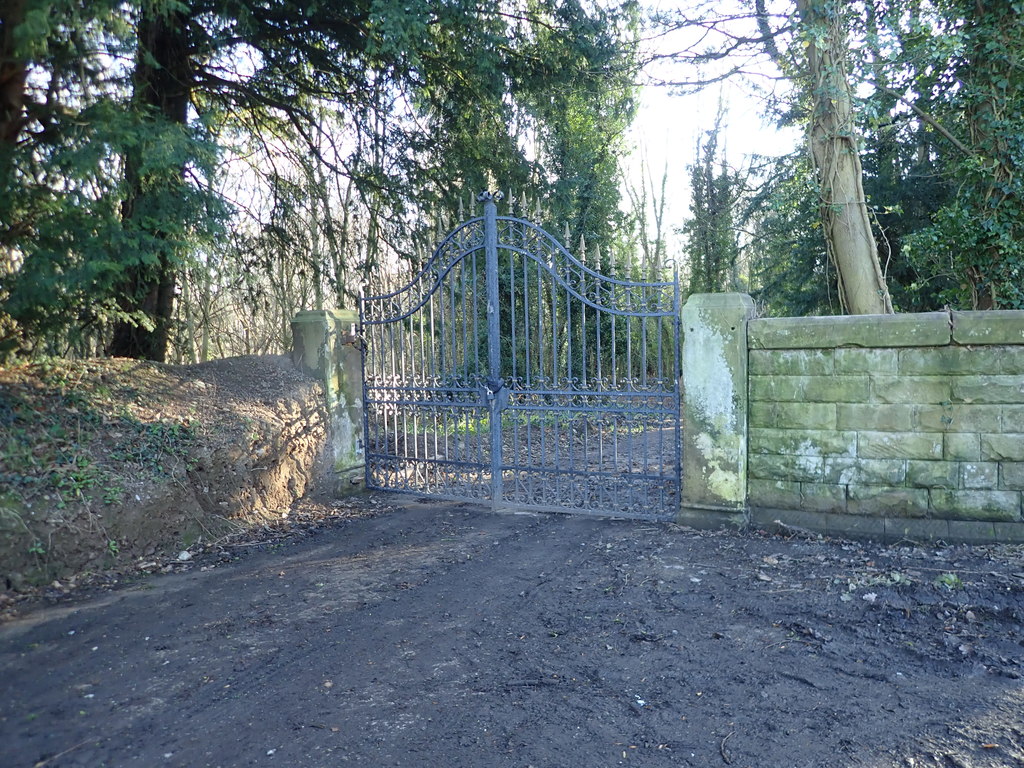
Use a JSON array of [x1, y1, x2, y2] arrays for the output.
[[483, 379, 508, 409]]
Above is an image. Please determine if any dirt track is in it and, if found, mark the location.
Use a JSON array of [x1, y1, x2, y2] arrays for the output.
[[3, 492, 1024, 768]]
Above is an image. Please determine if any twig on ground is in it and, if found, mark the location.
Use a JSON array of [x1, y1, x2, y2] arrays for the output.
[[34, 739, 93, 767], [720, 730, 734, 764], [773, 520, 817, 539]]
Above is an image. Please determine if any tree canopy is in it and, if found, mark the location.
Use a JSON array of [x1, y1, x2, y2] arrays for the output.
[[0, 0, 639, 362], [2, 0, 1023, 364], [658, 0, 1024, 315]]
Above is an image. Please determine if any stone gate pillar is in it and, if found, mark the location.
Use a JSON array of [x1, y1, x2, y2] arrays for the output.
[[679, 293, 755, 527], [291, 309, 365, 495]]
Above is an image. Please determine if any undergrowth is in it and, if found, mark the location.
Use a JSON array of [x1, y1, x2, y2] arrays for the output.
[[0, 359, 200, 572]]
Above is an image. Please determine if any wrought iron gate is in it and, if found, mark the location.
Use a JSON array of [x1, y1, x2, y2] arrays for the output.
[[360, 192, 681, 520]]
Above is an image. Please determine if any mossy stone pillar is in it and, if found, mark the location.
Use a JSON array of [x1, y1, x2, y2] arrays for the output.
[[679, 293, 755, 527], [291, 309, 365, 495]]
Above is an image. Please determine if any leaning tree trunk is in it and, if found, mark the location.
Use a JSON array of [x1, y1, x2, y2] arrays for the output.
[[108, 2, 192, 361], [797, 0, 893, 315]]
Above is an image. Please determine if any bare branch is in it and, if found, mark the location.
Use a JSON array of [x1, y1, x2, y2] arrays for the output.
[[879, 86, 975, 159]]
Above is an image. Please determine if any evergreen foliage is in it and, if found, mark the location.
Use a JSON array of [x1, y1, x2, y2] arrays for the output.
[[0, 0, 640, 362], [682, 111, 741, 296]]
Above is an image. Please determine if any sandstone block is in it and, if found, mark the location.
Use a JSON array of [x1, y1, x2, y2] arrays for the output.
[[749, 428, 856, 457], [834, 348, 898, 374], [748, 349, 834, 376], [747, 479, 802, 509], [800, 483, 848, 513], [857, 431, 943, 460], [748, 313, 951, 349], [944, 433, 981, 461], [953, 376, 1024, 405], [824, 513, 887, 539], [1002, 463, 1024, 490], [951, 310, 1024, 345], [946, 520, 998, 544], [750, 375, 870, 403], [884, 518, 950, 544], [870, 376, 953, 404], [836, 404, 914, 431], [749, 507, 829, 535], [906, 460, 959, 489], [930, 489, 1021, 521], [916, 404, 1000, 433], [981, 434, 1024, 462], [749, 402, 836, 430], [749, 453, 824, 483], [960, 462, 999, 490], [991, 522, 1024, 544], [1003, 406, 1024, 432], [900, 346, 1024, 375], [823, 458, 906, 486], [847, 485, 929, 517]]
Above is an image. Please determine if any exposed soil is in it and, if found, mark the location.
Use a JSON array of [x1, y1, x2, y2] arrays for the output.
[[0, 355, 328, 593], [3, 492, 1024, 768]]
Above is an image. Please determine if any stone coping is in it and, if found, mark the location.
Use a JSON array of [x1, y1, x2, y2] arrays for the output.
[[293, 308, 358, 322], [749, 310, 1024, 349]]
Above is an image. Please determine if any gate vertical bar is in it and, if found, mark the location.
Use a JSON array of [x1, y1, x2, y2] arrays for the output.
[[672, 263, 682, 510], [359, 283, 371, 492], [482, 191, 503, 507]]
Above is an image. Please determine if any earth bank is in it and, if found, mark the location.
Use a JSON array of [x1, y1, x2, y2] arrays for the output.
[[0, 355, 328, 594]]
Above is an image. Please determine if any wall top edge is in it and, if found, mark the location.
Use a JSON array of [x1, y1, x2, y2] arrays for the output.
[[749, 310, 1024, 349], [293, 309, 359, 323]]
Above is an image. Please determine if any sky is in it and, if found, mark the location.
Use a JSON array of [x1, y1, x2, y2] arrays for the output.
[[624, 81, 803, 257], [622, 4, 803, 257]]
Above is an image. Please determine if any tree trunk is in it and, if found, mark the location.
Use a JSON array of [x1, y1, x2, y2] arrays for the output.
[[108, 2, 192, 361], [1, 0, 27, 257], [0, 0, 26, 148], [797, 0, 893, 315]]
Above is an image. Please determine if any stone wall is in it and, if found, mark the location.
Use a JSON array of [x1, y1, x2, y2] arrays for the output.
[[746, 310, 1024, 542], [293, 296, 1024, 544]]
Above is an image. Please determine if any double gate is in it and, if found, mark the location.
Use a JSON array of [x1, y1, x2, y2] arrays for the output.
[[360, 192, 681, 520]]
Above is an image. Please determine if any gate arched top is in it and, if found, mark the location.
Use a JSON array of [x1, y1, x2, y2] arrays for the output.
[[362, 211, 678, 326], [359, 191, 683, 521], [361, 216, 485, 325], [493, 215, 677, 318]]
